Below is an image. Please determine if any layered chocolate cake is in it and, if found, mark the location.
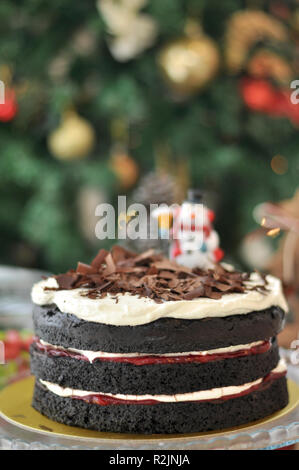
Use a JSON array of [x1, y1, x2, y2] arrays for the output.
[[30, 246, 289, 434]]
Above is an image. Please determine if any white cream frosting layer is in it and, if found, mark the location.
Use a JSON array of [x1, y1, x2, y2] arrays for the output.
[[39, 360, 286, 403], [31, 272, 288, 326], [39, 339, 265, 363]]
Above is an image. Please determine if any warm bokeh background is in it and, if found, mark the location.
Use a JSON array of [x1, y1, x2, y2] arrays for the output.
[[0, 0, 299, 275]]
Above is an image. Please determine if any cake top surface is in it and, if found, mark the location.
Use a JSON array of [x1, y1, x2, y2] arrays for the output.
[[43, 245, 267, 303], [31, 246, 288, 326]]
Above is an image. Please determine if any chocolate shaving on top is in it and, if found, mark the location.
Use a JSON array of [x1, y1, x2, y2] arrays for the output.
[[47, 246, 269, 302]]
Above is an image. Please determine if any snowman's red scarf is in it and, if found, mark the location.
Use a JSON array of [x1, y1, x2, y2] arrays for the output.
[[179, 223, 211, 235]]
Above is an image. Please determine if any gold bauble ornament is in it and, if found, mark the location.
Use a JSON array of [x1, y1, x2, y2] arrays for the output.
[[158, 34, 220, 97], [48, 110, 95, 160], [110, 151, 139, 189]]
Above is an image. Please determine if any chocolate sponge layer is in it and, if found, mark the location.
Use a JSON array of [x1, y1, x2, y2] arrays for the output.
[[32, 377, 289, 434], [30, 339, 280, 394], [33, 304, 285, 354]]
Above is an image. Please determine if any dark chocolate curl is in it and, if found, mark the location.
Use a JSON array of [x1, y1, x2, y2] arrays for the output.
[[49, 245, 268, 303]]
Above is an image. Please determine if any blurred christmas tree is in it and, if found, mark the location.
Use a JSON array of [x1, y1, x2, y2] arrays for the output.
[[1, 0, 299, 272]]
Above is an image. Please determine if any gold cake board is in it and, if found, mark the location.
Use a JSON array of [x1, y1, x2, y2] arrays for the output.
[[0, 376, 298, 443]]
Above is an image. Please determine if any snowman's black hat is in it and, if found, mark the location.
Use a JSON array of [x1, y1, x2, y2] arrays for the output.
[[187, 189, 204, 203]]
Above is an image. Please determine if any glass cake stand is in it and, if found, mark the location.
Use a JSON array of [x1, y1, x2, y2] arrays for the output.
[[0, 376, 298, 450]]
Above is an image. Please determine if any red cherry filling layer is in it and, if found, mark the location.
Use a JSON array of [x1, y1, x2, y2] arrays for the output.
[[49, 369, 286, 406], [34, 338, 272, 365]]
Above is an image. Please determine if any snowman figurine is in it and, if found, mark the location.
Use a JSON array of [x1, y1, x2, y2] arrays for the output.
[[153, 189, 224, 269]]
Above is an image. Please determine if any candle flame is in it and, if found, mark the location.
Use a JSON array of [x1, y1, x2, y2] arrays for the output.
[[266, 228, 281, 238]]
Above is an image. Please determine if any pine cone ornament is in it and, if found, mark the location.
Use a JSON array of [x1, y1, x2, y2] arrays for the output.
[[132, 171, 177, 207], [122, 172, 177, 254]]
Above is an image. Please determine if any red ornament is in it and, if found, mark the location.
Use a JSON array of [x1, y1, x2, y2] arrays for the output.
[[0, 89, 18, 122], [240, 78, 277, 113], [243, 76, 299, 126], [240, 77, 292, 117], [268, 89, 289, 116]]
